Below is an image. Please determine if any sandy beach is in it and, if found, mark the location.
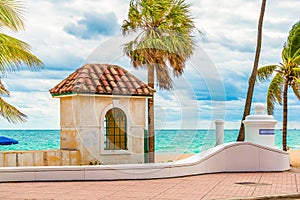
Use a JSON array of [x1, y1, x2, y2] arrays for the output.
[[289, 149, 300, 168], [157, 150, 300, 168]]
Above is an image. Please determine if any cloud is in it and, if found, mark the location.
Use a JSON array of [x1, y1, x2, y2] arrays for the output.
[[2, 0, 300, 130], [211, 35, 255, 53], [0, 69, 77, 94], [0, 92, 60, 129], [64, 12, 120, 39]]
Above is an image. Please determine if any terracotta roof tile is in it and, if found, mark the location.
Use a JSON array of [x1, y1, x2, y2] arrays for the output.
[[124, 81, 133, 89], [121, 76, 129, 82], [102, 80, 109, 87], [77, 78, 84, 84], [133, 81, 140, 89], [50, 64, 155, 97], [85, 77, 92, 85], [90, 73, 98, 80], [110, 81, 117, 88], [94, 66, 102, 74], [117, 81, 125, 88], [121, 88, 127, 94], [117, 68, 125, 76], [136, 88, 143, 94], [96, 85, 104, 92], [93, 79, 100, 86], [106, 74, 114, 82], [105, 86, 112, 93], [114, 74, 121, 82]]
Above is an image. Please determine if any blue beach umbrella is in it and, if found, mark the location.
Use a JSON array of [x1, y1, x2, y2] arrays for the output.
[[0, 136, 18, 145]]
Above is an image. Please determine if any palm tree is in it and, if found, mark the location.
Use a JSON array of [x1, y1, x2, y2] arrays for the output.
[[237, 0, 267, 141], [122, 0, 196, 162], [0, 0, 43, 123], [256, 21, 300, 151]]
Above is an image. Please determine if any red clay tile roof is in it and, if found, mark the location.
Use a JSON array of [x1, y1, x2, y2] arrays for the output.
[[49, 64, 154, 97]]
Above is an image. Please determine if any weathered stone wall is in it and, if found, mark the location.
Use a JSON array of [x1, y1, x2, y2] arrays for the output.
[[0, 150, 80, 167], [59, 95, 147, 165]]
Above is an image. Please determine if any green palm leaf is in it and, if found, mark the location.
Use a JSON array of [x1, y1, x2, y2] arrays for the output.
[[0, 33, 43, 73], [0, 0, 25, 31], [293, 55, 300, 65], [0, 97, 26, 123], [257, 64, 278, 82], [266, 74, 284, 114], [291, 83, 300, 101], [0, 79, 9, 95], [283, 20, 300, 59], [291, 68, 300, 79]]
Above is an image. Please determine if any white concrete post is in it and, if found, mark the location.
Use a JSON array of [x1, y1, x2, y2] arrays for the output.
[[215, 119, 225, 146], [243, 103, 277, 148]]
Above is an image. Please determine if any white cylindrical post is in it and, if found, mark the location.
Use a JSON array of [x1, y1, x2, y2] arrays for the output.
[[215, 119, 225, 146], [244, 103, 277, 147]]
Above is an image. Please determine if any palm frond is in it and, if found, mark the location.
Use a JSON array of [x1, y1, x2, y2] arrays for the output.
[[0, 33, 43, 73], [0, 0, 25, 31], [257, 64, 278, 82], [0, 97, 27, 123], [281, 49, 289, 66], [293, 55, 300, 65], [123, 28, 193, 80], [155, 62, 173, 90], [283, 20, 300, 59], [122, 0, 142, 35], [292, 68, 300, 79], [291, 82, 300, 101], [162, 0, 195, 34], [266, 73, 284, 114], [0, 79, 9, 95]]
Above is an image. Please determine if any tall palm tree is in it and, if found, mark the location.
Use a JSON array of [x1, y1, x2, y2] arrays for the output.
[[237, 0, 267, 141], [122, 0, 196, 162], [257, 21, 300, 151], [0, 0, 43, 123]]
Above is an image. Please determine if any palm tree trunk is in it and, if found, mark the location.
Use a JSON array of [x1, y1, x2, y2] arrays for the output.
[[148, 64, 155, 162], [237, 0, 267, 141], [282, 80, 288, 151]]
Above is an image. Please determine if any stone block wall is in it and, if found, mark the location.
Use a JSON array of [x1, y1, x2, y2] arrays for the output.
[[0, 150, 80, 167]]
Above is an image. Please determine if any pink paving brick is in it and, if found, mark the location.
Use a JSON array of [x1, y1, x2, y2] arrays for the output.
[[1, 172, 300, 199]]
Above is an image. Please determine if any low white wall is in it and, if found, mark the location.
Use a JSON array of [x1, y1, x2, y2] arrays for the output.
[[0, 142, 290, 182]]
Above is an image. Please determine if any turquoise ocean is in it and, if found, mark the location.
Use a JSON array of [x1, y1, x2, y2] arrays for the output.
[[0, 129, 300, 153]]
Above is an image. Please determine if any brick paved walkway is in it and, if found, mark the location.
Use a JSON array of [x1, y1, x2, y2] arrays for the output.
[[1, 171, 300, 200]]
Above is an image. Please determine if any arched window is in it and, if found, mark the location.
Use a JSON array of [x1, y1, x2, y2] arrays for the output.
[[104, 108, 127, 150]]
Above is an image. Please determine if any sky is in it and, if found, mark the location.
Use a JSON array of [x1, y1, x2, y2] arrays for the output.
[[1, 0, 300, 130]]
